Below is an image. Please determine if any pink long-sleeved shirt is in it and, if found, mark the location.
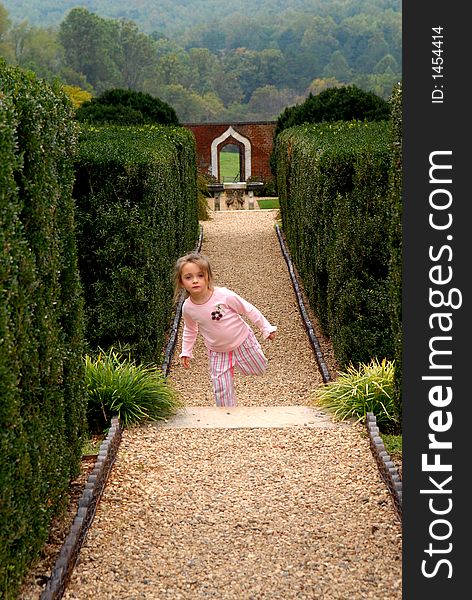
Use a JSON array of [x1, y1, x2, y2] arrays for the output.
[[179, 286, 276, 357]]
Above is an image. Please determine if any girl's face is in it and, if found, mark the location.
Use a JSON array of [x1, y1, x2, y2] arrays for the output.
[[180, 261, 209, 298]]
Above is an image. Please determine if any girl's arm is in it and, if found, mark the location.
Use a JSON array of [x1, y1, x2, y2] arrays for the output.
[[179, 314, 198, 359], [225, 289, 277, 339]]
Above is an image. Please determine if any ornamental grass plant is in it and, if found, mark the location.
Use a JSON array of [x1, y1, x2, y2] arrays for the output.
[[311, 358, 399, 433], [85, 348, 182, 432]]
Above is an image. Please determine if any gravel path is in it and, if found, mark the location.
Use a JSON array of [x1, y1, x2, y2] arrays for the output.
[[63, 210, 402, 599], [168, 210, 327, 406]]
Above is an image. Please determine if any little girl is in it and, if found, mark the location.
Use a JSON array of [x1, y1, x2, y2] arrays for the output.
[[173, 252, 277, 407]]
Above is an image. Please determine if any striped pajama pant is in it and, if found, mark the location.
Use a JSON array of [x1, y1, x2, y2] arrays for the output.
[[208, 330, 268, 407]]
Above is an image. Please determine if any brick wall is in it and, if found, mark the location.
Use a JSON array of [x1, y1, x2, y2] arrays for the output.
[[183, 121, 276, 182]]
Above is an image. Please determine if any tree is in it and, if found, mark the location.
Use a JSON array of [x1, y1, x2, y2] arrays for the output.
[[338, 14, 399, 74], [58, 65, 93, 91], [247, 85, 302, 120], [211, 65, 244, 107], [152, 38, 190, 87], [13, 24, 64, 80], [373, 53, 399, 74], [59, 8, 123, 92], [300, 15, 340, 74], [156, 84, 197, 121], [117, 20, 158, 89], [272, 15, 320, 90], [0, 1, 402, 122], [306, 77, 343, 96], [274, 84, 390, 138], [366, 32, 391, 69], [222, 48, 263, 103], [322, 50, 352, 82], [62, 85, 93, 109], [0, 3, 9, 35], [222, 14, 273, 51], [352, 72, 399, 100], [75, 88, 179, 125], [186, 47, 219, 95], [258, 48, 288, 88], [0, 2, 11, 60], [157, 84, 224, 122]]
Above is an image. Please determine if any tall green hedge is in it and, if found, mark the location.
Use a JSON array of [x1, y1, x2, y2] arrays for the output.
[[74, 124, 199, 363], [275, 119, 396, 368], [387, 82, 402, 418], [0, 61, 86, 598]]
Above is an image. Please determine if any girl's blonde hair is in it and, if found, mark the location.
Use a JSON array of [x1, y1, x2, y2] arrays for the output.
[[172, 252, 214, 303]]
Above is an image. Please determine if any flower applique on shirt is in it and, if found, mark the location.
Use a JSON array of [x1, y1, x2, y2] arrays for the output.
[[211, 303, 225, 321]]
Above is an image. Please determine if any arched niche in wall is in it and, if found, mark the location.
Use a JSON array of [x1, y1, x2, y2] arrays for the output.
[[210, 126, 251, 181]]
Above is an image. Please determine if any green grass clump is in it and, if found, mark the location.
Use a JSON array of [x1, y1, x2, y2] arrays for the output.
[[311, 358, 399, 432], [382, 433, 402, 461], [82, 435, 104, 456], [85, 348, 182, 431]]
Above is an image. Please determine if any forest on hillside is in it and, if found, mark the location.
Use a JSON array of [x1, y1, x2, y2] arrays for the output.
[[1, 0, 401, 36], [0, 0, 401, 122]]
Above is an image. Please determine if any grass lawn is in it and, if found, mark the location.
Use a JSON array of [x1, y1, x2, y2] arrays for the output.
[[256, 198, 279, 209], [219, 151, 240, 182]]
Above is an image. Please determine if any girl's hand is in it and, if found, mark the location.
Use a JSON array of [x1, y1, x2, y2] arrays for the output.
[[267, 331, 276, 341], [181, 356, 191, 369]]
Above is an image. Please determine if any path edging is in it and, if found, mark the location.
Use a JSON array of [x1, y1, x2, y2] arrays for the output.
[[366, 412, 403, 520], [40, 416, 122, 600]]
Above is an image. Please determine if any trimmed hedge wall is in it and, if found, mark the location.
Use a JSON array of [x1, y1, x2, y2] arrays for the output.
[[74, 124, 199, 363], [387, 83, 402, 418], [0, 61, 86, 598], [274, 119, 397, 369]]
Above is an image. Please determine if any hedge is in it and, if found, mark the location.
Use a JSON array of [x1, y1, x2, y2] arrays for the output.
[[386, 82, 402, 418], [74, 124, 199, 363], [274, 119, 397, 369], [0, 60, 86, 598]]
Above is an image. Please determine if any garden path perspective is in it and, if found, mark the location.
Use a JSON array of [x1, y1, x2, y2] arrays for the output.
[[63, 210, 402, 599]]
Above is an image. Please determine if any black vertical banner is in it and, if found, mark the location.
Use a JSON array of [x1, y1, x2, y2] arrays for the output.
[[403, 3, 469, 598]]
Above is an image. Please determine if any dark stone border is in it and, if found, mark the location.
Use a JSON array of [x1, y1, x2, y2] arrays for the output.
[[40, 416, 123, 600], [366, 413, 402, 520], [275, 223, 331, 384]]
